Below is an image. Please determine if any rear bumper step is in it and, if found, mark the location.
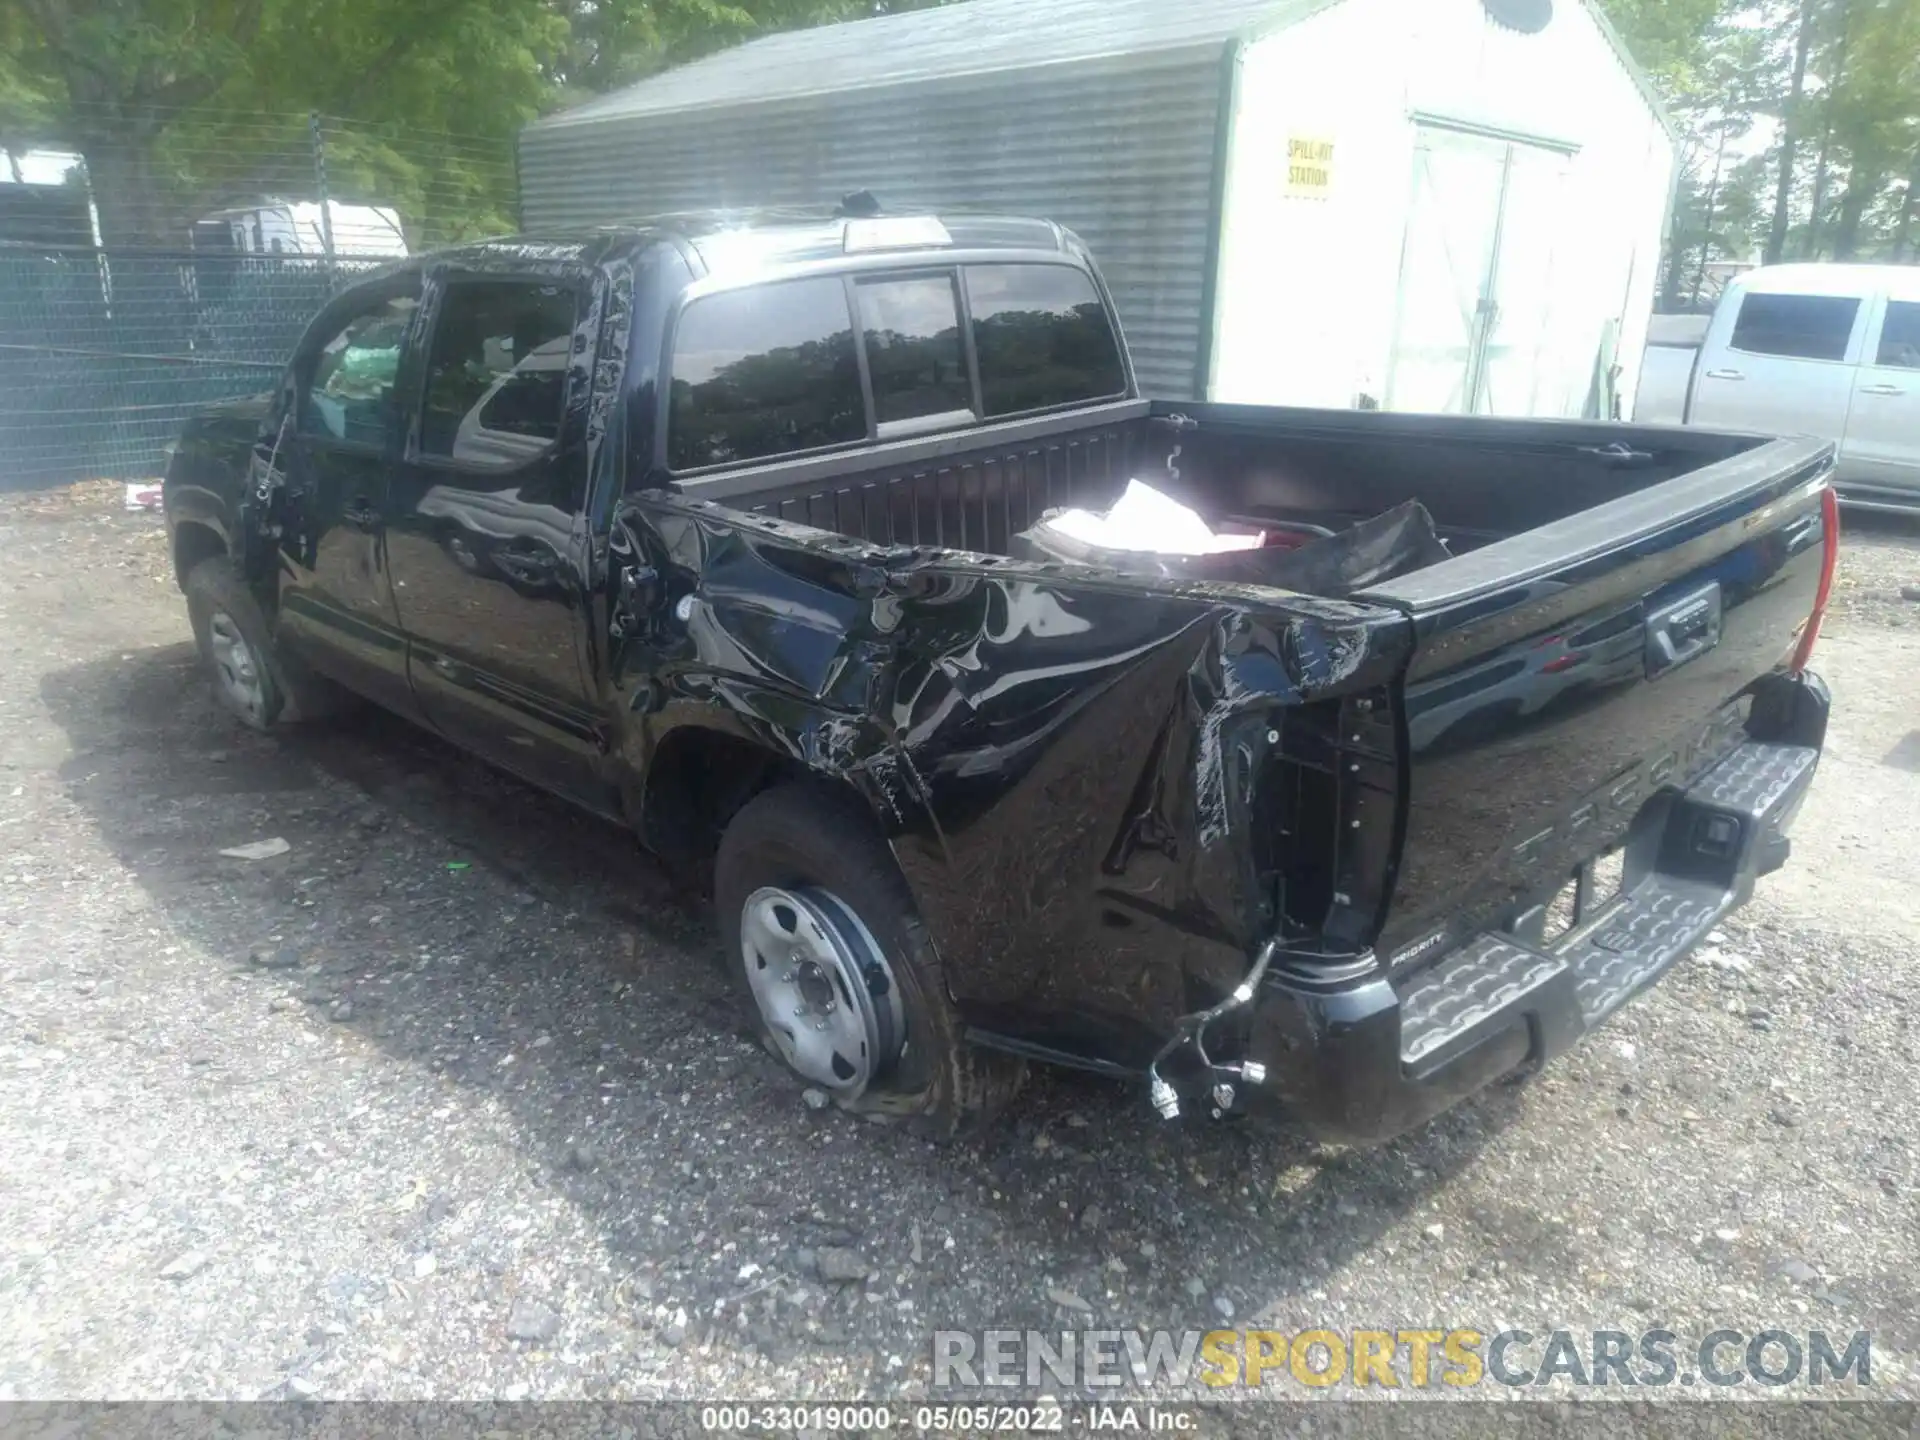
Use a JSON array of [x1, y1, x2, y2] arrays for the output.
[[1398, 741, 1816, 1078], [1248, 720, 1822, 1145]]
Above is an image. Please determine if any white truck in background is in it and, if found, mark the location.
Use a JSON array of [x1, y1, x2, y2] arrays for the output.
[[1634, 264, 1920, 514], [191, 200, 408, 258]]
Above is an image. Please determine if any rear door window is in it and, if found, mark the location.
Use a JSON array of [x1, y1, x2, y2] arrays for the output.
[[668, 277, 863, 470], [854, 274, 973, 434], [419, 279, 577, 468], [966, 264, 1126, 417], [1875, 300, 1920, 370], [1729, 292, 1861, 363]]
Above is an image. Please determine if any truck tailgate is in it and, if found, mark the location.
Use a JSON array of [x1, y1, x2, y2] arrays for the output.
[[1357, 435, 1836, 968]]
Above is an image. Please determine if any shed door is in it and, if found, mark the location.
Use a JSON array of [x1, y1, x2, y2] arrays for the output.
[[1386, 126, 1569, 416]]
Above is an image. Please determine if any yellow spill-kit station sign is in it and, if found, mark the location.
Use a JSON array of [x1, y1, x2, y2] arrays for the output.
[[1287, 137, 1336, 198]]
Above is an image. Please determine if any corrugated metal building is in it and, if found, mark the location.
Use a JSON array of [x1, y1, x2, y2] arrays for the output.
[[520, 0, 1676, 417]]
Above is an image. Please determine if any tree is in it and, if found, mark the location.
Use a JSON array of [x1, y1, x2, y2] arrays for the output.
[[1820, 0, 1920, 257], [0, 0, 956, 245], [2, 0, 272, 241], [1896, 136, 1920, 258], [1802, 0, 1854, 257], [544, 0, 949, 102], [1604, 0, 1778, 308], [1607, 0, 1920, 303], [1764, 0, 1821, 264], [0, 0, 565, 243], [1597, 0, 1724, 82]]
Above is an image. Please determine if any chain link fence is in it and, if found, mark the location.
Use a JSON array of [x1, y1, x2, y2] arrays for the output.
[[0, 110, 518, 489]]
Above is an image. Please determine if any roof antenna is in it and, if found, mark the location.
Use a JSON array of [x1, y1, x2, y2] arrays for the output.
[[836, 190, 882, 218]]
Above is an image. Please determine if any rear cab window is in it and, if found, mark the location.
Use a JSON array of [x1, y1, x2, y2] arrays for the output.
[[667, 277, 865, 471], [966, 263, 1126, 418], [855, 273, 974, 438], [665, 258, 1124, 474], [1728, 292, 1862, 363]]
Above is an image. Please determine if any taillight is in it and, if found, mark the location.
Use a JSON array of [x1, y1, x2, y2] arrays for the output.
[[1790, 486, 1840, 674]]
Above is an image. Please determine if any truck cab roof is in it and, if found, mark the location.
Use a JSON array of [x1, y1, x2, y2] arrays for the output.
[[417, 210, 1081, 283]]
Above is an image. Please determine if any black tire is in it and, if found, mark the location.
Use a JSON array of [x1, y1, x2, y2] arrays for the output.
[[184, 555, 351, 730], [715, 783, 1025, 1141]]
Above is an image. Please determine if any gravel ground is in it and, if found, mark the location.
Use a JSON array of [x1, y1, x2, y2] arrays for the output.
[[0, 487, 1916, 1407]]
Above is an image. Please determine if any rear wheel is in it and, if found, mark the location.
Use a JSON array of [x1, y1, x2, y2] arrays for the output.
[[185, 555, 350, 730], [737, 884, 904, 1098], [715, 784, 1024, 1140]]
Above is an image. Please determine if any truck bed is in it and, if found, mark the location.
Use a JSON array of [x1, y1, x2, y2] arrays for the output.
[[668, 399, 1833, 1114], [685, 398, 1784, 565]]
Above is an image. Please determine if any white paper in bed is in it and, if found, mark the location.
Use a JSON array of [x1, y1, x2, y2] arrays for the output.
[[1046, 480, 1266, 556]]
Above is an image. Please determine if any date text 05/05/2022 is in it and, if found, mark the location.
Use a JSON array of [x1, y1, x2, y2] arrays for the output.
[[698, 1403, 1198, 1432]]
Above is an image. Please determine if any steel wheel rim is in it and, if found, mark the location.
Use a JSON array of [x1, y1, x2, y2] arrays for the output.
[[739, 885, 904, 1098], [207, 610, 265, 723]]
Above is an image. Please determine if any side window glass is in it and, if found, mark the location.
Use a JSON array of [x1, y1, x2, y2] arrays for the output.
[[1729, 293, 1860, 363], [855, 274, 972, 433], [1875, 301, 1920, 370], [668, 277, 863, 470], [300, 292, 418, 445], [967, 264, 1126, 417], [420, 280, 577, 467]]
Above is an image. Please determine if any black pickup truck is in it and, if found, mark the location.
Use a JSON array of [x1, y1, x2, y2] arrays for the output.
[[164, 210, 1837, 1142]]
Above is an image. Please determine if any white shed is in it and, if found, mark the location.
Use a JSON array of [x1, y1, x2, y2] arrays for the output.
[[520, 0, 1675, 419]]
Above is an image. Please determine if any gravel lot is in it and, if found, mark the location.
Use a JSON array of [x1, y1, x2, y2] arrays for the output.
[[0, 485, 1916, 1406]]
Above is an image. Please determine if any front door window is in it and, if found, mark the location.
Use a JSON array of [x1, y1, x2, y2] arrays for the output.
[[300, 294, 418, 447]]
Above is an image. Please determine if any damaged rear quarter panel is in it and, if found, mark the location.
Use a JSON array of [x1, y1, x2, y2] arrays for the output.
[[616, 495, 1411, 1060]]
